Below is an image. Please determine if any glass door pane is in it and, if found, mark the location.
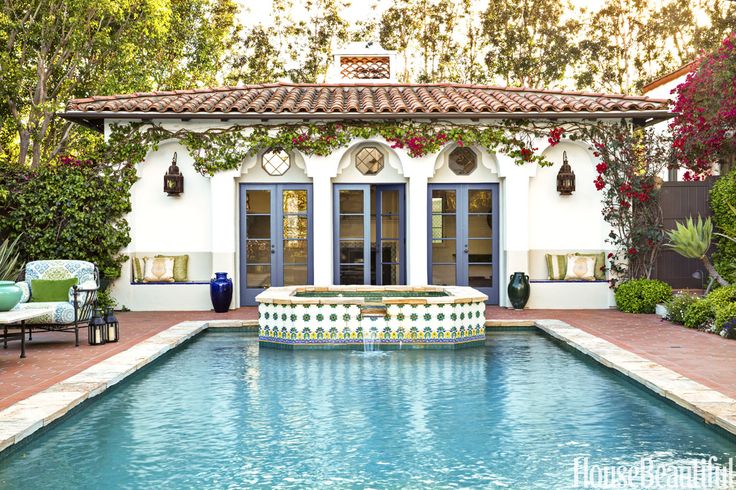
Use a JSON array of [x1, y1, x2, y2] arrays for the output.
[[430, 189, 457, 285], [245, 189, 272, 288], [337, 188, 367, 285], [282, 189, 309, 286], [467, 189, 493, 288], [378, 188, 402, 285]]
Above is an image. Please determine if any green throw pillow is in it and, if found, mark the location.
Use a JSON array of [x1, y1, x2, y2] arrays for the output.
[[155, 255, 189, 282], [133, 257, 144, 283], [544, 254, 567, 280], [31, 277, 78, 302], [574, 252, 607, 280]]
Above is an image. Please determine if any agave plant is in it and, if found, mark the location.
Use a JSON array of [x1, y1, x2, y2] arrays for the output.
[[0, 235, 22, 281], [666, 216, 730, 287]]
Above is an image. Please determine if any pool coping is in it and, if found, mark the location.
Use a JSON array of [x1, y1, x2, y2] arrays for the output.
[[1, 318, 735, 456]]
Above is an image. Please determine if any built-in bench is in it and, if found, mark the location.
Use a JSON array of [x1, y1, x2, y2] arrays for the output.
[[524, 250, 615, 309]]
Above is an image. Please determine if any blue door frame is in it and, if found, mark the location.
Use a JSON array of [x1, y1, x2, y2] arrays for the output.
[[427, 183, 499, 304], [333, 184, 406, 285], [239, 184, 313, 306]]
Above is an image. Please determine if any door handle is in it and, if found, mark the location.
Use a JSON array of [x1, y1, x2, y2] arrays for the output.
[[271, 245, 276, 254], [464, 244, 469, 253]]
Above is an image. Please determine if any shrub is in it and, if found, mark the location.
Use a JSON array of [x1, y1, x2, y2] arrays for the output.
[[682, 285, 736, 329], [683, 299, 714, 328], [665, 293, 699, 324], [710, 170, 736, 284], [714, 303, 736, 332], [615, 279, 673, 313]]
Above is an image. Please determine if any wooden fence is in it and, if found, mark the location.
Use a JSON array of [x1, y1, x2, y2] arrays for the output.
[[652, 178, 716, 289]]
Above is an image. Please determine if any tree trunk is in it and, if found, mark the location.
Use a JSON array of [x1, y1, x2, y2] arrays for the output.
[[703, 256, 730, 287], [18, 129, 30, 167]]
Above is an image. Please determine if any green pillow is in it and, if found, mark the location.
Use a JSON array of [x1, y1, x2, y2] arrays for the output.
[[31, 277, 78, 302], [574, 252, 607, 280], [155, 254, 189, 282], [132, 257, 144, 283], [544, 254, 567, 280]]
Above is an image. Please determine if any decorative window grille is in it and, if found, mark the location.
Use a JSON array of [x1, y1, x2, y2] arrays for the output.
[[448, 147, 478, 175], [262, 149, 290, 176], [355, 147, 385, 175]]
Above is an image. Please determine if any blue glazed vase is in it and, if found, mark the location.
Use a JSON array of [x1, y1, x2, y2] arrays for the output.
[[507, 272, 530, 310], [0, 281, 22, 312], [210, 272, 233, 313]]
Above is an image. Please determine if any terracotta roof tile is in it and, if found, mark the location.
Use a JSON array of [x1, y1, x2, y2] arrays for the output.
[[65, 82, 669, 118]]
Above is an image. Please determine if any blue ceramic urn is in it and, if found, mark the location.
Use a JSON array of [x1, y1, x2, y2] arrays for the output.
[[210, 272, 233, 313]]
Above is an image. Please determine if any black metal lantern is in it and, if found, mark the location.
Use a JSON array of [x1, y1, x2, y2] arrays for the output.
[[164, 152, 184, 196], [88, 308, 106, 345], [103, 307, 119, 343], [556, 151, 576, 195]]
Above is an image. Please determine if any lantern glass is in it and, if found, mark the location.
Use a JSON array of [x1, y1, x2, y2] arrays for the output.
[[88, 308, 107, 345], [104, 307, 119, 343], [164, 152, 184, 196]]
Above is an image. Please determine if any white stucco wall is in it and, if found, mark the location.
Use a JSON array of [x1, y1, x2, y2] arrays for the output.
[[107, 120, 616, 311]]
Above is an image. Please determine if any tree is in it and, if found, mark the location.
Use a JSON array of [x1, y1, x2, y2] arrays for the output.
[[227, 26, 286, 85], [0, 0, 237, 168], [282, 0, 350, 83], [480, 0, 580, 88]]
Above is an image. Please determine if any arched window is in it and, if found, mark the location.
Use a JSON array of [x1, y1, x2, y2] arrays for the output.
[[448, 147, 477, 176], [355, 146, 384, 175], [261, 148, 291, 176]]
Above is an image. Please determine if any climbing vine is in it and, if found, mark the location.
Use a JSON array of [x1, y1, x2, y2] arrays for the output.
[[109, 120, 582, 176]]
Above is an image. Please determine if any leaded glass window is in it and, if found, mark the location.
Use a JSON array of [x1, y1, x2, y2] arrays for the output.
[[355, 146, 384, 175], [449, 147, 477, 175], [262, 149, 291, 176]]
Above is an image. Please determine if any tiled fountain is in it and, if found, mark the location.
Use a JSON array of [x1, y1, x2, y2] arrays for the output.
[[256, 286, 487, 350]]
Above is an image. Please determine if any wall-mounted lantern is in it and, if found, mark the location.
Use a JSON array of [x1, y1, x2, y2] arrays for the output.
[[164, 152, 184, 196], [556, 151, 576, 195]]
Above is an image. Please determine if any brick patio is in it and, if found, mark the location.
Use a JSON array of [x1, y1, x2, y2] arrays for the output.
[[0, 307, 734, 411]]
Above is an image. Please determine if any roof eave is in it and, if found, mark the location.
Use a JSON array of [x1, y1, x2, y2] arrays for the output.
[[59, 109, 673, 133]]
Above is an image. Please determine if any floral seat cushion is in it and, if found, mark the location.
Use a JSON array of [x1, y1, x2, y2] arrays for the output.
[[12, 302, 77, 325]]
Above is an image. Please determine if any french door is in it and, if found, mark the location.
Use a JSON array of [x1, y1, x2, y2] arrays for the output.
[[428, 184, 499, 303], [334, 184, 405, 285], [239, 184, 312, 305]]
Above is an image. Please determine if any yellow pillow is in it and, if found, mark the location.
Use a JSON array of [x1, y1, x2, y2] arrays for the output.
[[143, 257, 175, 283], [564, 254, 596, 281]]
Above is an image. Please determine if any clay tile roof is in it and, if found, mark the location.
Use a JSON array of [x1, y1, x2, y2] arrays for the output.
[[64, 82, 669, 119]]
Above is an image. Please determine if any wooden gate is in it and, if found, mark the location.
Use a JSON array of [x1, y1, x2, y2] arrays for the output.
[[653, 178, 716, 289]]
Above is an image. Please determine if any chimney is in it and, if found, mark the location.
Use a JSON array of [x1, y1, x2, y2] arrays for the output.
[[326, 42, 398, 83]]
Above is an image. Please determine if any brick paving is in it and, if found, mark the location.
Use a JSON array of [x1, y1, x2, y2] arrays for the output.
[[1, 306, 734, 411]]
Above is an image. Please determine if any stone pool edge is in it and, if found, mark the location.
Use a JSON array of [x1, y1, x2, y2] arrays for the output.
[[1, 318, 735, 456]]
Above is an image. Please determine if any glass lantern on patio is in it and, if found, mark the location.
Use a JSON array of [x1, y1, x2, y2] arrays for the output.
[[103, 307, 119, 343], [88, 308, 106, 345]]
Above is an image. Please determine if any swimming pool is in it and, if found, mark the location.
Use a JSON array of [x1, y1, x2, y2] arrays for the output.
[[1, 331, 734, 488]]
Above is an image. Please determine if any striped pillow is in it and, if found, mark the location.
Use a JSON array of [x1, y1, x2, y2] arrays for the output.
[[545, 254, 567, 280]]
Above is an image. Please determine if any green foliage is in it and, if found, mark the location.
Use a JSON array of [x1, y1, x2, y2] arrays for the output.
[[0, 152, 138, 289], [682, 285, 736, 329], [714, 303, 736, 331], [665, 215, 729, 287], [683, 299, 714, 328], [665, 293, 699, 325], [615, 279, 673, 314], [0, 235, 23, 281], [481, 0, 581, 88], [711, 170, 736, 284], [666, 217, 713, 259], [0, 0, 237, 168]]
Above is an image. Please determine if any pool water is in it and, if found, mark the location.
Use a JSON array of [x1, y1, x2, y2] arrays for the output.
[[1, 331, 734, 489]]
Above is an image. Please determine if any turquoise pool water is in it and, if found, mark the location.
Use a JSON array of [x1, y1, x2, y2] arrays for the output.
[[1, 331, 734, 488]]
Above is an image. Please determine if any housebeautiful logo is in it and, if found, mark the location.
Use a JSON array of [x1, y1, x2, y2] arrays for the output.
[[572, 456, 735, 489]]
